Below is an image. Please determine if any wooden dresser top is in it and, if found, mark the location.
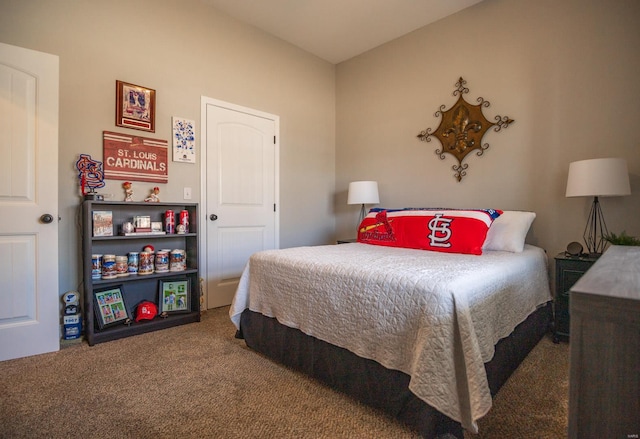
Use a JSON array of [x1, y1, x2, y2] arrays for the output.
[[571, 245, 640, 301]]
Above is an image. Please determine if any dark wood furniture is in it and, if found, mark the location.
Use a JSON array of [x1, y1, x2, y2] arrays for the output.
[[82, 201, 200, 345], [553, 253, 597, 342], [568, 245, 640, 439]]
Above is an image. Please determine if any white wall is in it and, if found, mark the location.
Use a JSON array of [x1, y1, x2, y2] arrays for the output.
[[0, 0, 336, 298], [335, 0, 640, 258]]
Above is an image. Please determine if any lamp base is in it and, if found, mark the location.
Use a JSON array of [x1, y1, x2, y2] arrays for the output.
[[84, 193, 104, 201], [358, 204, 367, 225], [583, 196, 608, 256]]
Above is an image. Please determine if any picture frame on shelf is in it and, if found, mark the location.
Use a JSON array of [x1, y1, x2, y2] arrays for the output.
[[158, 279, 190, 315], [93, 285, 130, 329], [92, 210, 113, 237], [116, 80, 156, 132]]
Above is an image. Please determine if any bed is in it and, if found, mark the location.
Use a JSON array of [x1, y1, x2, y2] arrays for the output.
[[230, 209, 552, 438]]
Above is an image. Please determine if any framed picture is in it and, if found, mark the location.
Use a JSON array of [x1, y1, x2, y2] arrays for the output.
[[92, 210, 113, 237], [116, 80, 156, 132], [93, 285, 130, 329], [172, 117, 196, 163], [158, 279, 190, 314]]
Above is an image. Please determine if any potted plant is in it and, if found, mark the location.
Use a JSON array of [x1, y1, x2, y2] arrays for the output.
[[603, 231, 640, 246]]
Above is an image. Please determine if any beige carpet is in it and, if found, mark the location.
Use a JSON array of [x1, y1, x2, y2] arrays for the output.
[[0, 307, 568, 439]]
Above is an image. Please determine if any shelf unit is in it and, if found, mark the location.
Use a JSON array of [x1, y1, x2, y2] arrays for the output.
[[82, 200, 200, 346]]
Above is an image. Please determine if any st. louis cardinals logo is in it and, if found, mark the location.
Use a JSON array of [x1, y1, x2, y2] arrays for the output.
[[427, 214, 452, 247], [359, 210, 395, 241]]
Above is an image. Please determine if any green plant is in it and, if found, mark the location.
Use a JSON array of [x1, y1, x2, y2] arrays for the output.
[[603, 231, 640, 246]]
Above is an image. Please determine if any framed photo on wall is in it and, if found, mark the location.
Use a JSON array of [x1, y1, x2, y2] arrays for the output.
[[172, 117, 196, 164], [93, 285, 130, 329], [158, 279, 190, 314], [116, 80, 156, 132]]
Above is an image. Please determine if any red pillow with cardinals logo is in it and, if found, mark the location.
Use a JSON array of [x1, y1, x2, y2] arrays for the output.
[[357, 208, 502, 255]]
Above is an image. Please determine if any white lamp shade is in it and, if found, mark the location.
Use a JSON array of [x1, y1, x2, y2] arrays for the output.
[[566, 158, 631, 197], [347, 181, 379, 205]]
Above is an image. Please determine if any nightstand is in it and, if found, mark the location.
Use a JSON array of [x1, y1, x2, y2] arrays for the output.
[[553, 253, 598, 342], [337, 238, 357, 244]]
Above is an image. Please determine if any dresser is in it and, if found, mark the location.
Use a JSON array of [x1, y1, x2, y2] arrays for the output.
[[568, 245, 640, 439]]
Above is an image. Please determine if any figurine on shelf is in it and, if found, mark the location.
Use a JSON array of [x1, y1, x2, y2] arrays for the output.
[[144, 186, 160, 202], [123, 181, 133, 202]]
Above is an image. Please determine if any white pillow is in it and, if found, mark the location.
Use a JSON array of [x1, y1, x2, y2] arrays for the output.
[[483, 211, 536, 252]]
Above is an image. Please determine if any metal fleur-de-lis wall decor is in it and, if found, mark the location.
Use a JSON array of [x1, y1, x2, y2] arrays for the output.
[[417, 77, 514, 182]]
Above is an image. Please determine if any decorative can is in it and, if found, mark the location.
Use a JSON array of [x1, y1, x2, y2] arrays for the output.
[[101, 254, 117, 279], [165, 210, 175, 234], [128, 252, 139, 274], [155, 249, 170, 273], [170, 249, 186, 271], [63, 314, 82, 340], [115, 255, 129, 277], [139, 251, 154, 275], [92, 254, 103, 279], [179, 210, 189, 233]]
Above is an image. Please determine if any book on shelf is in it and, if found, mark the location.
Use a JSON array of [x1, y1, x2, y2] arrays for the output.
[[92, 211, 113, 237]]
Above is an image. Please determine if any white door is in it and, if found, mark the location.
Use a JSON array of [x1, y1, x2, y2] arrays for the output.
[[0, 43, 59, 361], [201, 98, 279, 308]]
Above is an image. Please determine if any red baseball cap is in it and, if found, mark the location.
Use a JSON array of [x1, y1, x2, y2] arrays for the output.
[[135, 301, 158, 322]]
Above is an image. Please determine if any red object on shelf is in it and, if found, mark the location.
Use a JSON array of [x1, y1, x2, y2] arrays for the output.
[[135, 301, 158, 322]]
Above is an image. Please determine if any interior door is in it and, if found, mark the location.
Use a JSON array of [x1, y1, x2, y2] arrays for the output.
[[0, 43, 59, 361], [201, 98, 278, 308]]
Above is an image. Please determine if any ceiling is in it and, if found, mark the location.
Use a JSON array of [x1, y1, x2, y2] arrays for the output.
[[202, 0, 484, 64]]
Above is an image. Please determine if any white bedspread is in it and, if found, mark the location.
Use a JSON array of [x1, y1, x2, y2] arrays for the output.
[[230, 243, 551, 433]]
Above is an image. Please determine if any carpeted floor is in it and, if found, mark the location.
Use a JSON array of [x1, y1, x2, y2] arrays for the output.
[[0, 307, 568, 438]]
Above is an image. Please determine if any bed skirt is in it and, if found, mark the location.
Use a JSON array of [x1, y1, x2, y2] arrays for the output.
[[238, 301, 552, 438]]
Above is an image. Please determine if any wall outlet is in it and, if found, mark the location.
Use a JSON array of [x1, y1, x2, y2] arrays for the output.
[[183, 187, 192, 200]]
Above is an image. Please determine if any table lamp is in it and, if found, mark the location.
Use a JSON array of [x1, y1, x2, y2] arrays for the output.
[[565, 157, 631, 256], [347, 181, 379, 227]]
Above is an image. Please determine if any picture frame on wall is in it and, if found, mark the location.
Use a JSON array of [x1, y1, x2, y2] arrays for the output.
[[93, 285, 130, 329], [158, 279, 190, 314], [116, 80, 156, 132], [172, 117, 196, 163]]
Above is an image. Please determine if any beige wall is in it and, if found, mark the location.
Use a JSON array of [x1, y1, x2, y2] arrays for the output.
[[335, 0, 640, 260], [2, 0, 639, 301], [0, 0, 336, 297]]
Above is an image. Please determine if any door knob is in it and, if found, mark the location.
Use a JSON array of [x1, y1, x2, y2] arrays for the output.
[[209, 214, 218, 221], [40, 214, 54, 224]]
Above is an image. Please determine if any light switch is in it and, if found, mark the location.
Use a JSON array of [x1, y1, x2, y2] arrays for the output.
[[183, 187, 192, 200]]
